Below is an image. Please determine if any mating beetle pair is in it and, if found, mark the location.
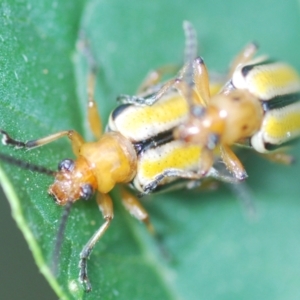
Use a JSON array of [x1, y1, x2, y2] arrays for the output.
[[1, 21, 299, 292]]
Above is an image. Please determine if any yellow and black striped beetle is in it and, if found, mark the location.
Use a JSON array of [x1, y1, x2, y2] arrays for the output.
[[0, 21, 235, 292], [172, 47, 300, 180]]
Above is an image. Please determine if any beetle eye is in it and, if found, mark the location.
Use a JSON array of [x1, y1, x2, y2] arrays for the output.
[[80, 184, 94, 200], [58, 159, 74, 172], [191, 105, 206, 118], [207, 133, 220, 150]]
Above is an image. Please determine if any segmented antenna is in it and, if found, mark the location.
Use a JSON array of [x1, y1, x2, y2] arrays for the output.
[[51, 200, 73, 276], [226, 181, 257, 220], [0, 152, 56, 176], [182, 21, 198, 103]]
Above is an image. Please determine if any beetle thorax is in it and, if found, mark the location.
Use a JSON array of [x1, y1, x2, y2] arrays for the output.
[[79, 132, 137, 193], [211, 89, 264, 144]]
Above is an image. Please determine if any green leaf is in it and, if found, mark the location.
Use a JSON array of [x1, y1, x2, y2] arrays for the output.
[[1, 0, 300, 299]]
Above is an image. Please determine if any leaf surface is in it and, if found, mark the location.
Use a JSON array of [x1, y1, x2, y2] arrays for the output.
[[1, 0, 300, 299]]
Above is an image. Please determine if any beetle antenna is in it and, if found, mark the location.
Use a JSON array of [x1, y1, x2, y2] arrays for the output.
[[227, 181, 257, 220], [0, 152, 56, 176], [183, 21, 198, 103], [51, 200, 73, 276]]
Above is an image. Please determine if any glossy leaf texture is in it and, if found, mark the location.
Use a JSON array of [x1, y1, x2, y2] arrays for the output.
[[1, 0, 300, 299]]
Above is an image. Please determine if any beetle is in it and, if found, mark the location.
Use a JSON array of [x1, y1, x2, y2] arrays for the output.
[[0, 21, 237, 292], [172, 49, 300, 179]]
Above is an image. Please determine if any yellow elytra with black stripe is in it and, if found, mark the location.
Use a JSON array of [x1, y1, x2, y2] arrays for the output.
[[232, 59, 300, 152], [109, 87, 232, 193]]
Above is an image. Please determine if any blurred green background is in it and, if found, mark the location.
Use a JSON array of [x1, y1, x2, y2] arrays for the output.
[[0, 0, 300, 299]]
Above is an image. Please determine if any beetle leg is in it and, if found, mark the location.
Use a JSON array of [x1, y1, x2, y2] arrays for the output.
[[142, 166, 237, 195], [220, 145, 248, 180], [78, 32, 103, 139], [0, 129, 84, 157], [260, 151, 295, 165], [142, 169, 199, 194], [228, 42, 258, 77], [173, 77, 204, 106], [117, 78, 178, 106], [192, 57, 211, 105], [121, 187, 176, 261], [86, 63, 102, 139], [136, 65, 179, 94], [117, 61, 193, 106], [79, 192, 113, 292], [120, 187, 155, 234], [197, 147, 215, 177], [161, 58, 210, 107]]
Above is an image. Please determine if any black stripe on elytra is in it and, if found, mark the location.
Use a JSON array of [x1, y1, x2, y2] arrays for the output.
[[264, 139, 299, 151], [112, 87, 171, 120], [133, 129, 174, 155], [139, 178, 198, 195], [111, 103, 132, 121], [241, 59, 276, 77], [261, 92, 300, 111]]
